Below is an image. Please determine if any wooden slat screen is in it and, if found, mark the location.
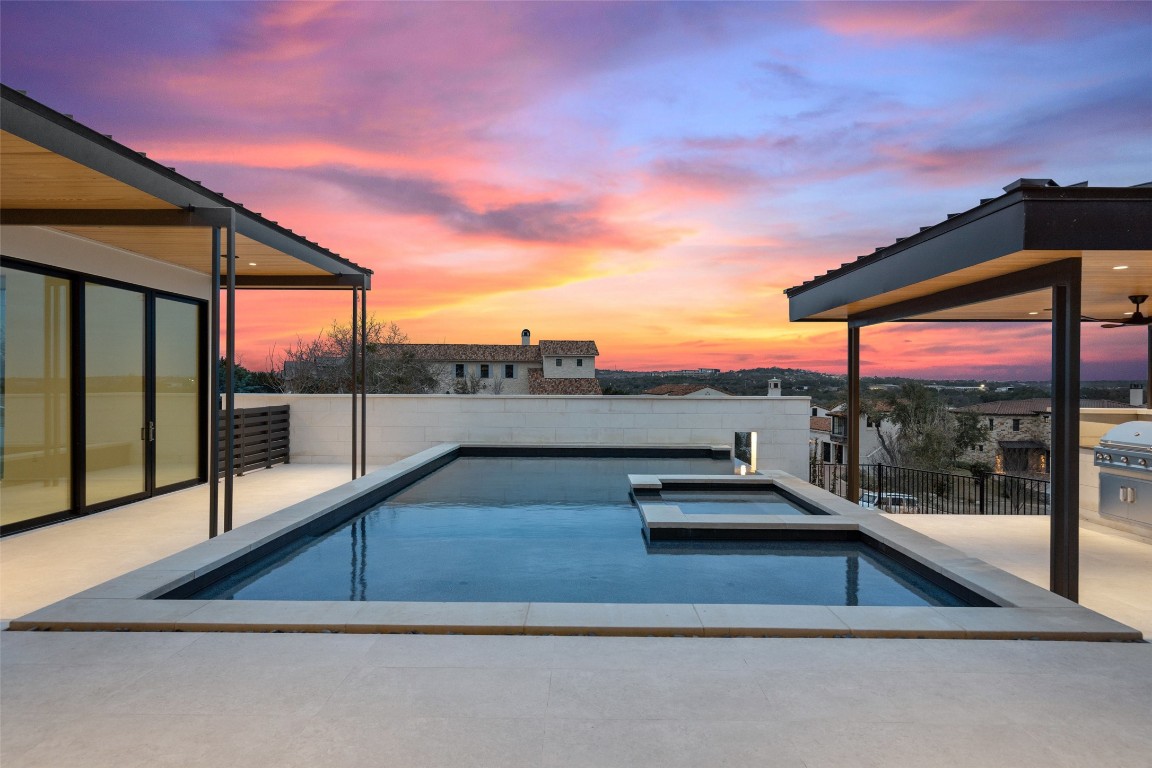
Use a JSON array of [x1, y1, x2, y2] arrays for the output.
[[216, 405, 290, 476]]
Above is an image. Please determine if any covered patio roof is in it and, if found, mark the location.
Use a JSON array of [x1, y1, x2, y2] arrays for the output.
[[785, 178, 1152, 602], [1, 84, 374, 538], [1, 84, 370, 289], [787, 179, 1150, 324]]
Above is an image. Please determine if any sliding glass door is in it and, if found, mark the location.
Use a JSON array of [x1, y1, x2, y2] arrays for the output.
[[0, 268, 72, 527], [154, 296, 202, 490], [85, 282, 147, 506], [1, 259, 205, 533]]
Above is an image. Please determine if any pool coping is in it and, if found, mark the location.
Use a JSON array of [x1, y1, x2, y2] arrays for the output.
[[7, 444, 1143, 642]]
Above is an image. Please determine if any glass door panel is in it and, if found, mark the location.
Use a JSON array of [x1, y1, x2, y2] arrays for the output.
[[0, 267, 71, 526], [85, 283, 145, 505], [154, 297, 200, 488]]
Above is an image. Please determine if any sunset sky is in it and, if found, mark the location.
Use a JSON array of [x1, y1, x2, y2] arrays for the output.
[[3, 1, 1149, 380]]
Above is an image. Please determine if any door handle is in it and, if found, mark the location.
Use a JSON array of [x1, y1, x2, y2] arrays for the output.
[[148, 421, 155, 442]]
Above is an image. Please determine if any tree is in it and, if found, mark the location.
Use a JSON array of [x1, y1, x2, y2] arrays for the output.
[[278, 316, 444, 394], [216, 357, 281, 393], [452, 371, 488, 395], [865, 383, 990, 473]]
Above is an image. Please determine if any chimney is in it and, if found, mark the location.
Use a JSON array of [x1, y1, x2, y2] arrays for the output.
[[766, 378, 781, 397], [521, 328, 531, 347], [1132, 383, 1146, 407]]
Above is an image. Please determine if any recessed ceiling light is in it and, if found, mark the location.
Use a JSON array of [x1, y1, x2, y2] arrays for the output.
[[248, 262, 258, 267], [1113, 265, 1129, 270], [1125, 312, 1135, 316], [1028, 311, 1040, 315]]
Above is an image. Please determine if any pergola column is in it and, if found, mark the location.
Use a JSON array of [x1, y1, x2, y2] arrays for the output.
[[1050, 271, 1081, 601], [847, 326, 861, 503]]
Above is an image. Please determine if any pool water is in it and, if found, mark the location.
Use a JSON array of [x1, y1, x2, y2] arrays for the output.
[[657, 490, 810, 515], [189, 457, 968, 606]]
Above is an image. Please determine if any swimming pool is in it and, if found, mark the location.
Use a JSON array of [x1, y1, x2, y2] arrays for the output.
[[13, 444, 1142, 640], [186, 456, 969, 607]]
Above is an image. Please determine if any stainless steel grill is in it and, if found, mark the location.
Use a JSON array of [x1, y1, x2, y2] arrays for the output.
[[1094, 421, 1152, 528]]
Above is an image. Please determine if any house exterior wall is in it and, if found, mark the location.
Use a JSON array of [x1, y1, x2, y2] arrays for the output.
[[1, 225, 212, 532], [812, 414, 891, 466], [959, 413, 1050, 472], [235, 393, 811, 477], [433, 362, 537, 394], [0, 225, 211, 300], [542, 356, 596, 378]]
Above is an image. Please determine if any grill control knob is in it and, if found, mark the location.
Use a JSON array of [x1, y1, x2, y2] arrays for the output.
[[1121, 456, 1129, 464]]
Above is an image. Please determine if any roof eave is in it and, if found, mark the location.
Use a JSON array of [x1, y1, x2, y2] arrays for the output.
[[1, 84, 371, 286]]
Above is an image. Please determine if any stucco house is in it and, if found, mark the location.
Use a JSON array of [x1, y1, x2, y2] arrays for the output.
[[810, 403, 894, 465], [403, 330, 601, 395]]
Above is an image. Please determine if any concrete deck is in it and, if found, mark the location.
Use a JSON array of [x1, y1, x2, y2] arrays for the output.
[[3, 465, 1151, 766]]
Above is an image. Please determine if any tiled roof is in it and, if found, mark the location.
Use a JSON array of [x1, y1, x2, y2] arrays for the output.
[[957, 398, 1130, 416], [527, 368, 602, 395], [394, 344, 541, 363], [392, 340, 600, 363], [539, 340, 598, 357], [810, 416, 833, 433], [644, 384, 732, 396]]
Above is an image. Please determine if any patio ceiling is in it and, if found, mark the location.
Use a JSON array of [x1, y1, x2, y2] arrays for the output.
[[785, 181, 1151, 324], [0, 86, 371, 289]]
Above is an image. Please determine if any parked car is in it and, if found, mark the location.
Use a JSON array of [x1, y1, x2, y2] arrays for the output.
[[858, 491, 921, 513]]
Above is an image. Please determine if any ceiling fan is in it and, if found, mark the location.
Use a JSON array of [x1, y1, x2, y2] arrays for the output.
[[1099, 295, 1152, 328]]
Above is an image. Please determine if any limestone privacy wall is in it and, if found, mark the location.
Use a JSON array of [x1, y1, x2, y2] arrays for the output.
[[233, 393, 811, 477]]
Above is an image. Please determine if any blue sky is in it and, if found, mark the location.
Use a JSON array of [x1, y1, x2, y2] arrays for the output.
[[3, 1, 1149, 378]]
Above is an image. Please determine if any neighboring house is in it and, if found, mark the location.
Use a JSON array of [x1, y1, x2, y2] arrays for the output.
[[811, 404, 893, 465], [955, 398, 1130, 474], [401, 330, 601, 395], [643, 384, 733, 397]]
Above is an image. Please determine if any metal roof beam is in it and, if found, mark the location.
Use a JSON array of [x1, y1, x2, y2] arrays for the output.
[[847, 258, 1081, 328]]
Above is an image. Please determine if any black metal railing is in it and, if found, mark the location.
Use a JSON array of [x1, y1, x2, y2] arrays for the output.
[[216, 405, 290, 476], [810, 461, 1050, 515]]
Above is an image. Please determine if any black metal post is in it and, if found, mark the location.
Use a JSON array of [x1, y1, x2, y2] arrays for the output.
[[1050, 267, 1081, 601], [351, 286, 358, 480], [1147, 325, 1151, 406], [209, 227, 221, 538], [360, 283, 367, 477], [224, 214, 236, 532], [847, 326, 861, 503]]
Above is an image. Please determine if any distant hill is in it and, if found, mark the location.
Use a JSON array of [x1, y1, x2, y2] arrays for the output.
[[597, 367, 1136, 409]]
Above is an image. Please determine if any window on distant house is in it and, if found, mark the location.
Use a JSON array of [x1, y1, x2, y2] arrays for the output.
[[1012, 418, 1021, 431], [455, 364, 464, 378], [505, 364, 514, 378], [988, 418, 995, 429], [576, 358, 583, 367], [978, 445, 985, 452], [480, 364, 490, 378], [555, 358, 563, 367], [822, 442, 831, 462]]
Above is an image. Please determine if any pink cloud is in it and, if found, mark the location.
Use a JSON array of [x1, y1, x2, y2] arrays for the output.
[[809, 1, 1147, 44]]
